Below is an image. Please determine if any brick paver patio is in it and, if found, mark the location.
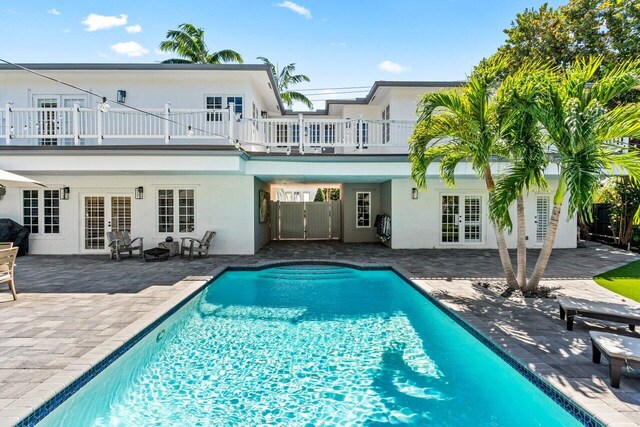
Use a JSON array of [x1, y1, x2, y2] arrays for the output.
[[0, 241, 639, 426]]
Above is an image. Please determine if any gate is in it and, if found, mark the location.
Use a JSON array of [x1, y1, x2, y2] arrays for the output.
[[271, 201, 341, 240]]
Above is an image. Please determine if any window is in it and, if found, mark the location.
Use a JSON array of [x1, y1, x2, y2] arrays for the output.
[[464, 196, 482, 242], [178, 189, 195, 233], [23, 190, 60, 235], [356, 192, 371, 228], [441, 195, 459, 243], [43, 190, 60, 234], [536, 196, 550, 243], [309, 124, 321, 145], [158, 189, 195, 233], [356, 122, 368, 148], [23, 190, 39, 234], [441, 194, 483, 244], [382, 104, 390, 144], [325, 124, 335, 144], [227, 96, 243, 117], [158, 189, 175, 233], [206, 96, 224, 121]]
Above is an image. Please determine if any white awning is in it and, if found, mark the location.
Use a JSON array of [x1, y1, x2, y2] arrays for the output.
[[0, 170, 46, 188]]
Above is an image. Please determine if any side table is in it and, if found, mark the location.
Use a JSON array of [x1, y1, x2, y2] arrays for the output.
[[158, 241, 179, 256]]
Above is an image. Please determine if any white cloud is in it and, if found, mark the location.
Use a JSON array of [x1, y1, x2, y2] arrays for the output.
[[62, 28, 71, 33], [110, 41, 149, 57], [276, 1, 312, 19], [378, 60, 410, 73], [330, 41, 346, 47], [47, 8, 60, 15], [82, 13, 127, 31], [125, 24, 142, 33]]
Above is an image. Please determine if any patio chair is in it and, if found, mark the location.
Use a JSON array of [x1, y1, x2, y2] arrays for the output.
[[558, 296, 640, 331], [181, 231, 216, 260], [0, 242, 13, 250], [106, 230, 144, 261], [590, 331, 640, 388], [0, 247, 18, 300]]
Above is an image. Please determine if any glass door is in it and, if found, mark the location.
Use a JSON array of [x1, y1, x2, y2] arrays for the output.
[[82, 195, 132, 252], [441, 195, 483, 244], [441, 195, 460, 243], [36, 97, 59, 146], [62, 97, 86, 145]]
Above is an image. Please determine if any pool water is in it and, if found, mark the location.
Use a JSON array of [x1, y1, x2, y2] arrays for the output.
[[40, 266, 584, 426]]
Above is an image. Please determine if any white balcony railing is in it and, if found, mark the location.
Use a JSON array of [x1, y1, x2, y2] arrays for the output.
[[1, 103, 416, 153]]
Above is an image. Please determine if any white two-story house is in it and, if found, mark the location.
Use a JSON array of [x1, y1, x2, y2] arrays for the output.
[[0, 63, 577, 255]]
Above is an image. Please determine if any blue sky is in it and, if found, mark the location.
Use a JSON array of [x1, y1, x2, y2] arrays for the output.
[[1, 0, 565, 108]]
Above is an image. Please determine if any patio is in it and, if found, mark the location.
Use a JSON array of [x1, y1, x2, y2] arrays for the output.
[[0, 241, 639, 426]]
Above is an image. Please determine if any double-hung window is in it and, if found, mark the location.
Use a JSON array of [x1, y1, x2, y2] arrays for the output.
[[23, 189, 60, 235], [206, 96, 224, 121], [356, 192, 371, 228], [157, 189, 195, 233], [227, 96, 243, 118], [206, 95, 244, 120]]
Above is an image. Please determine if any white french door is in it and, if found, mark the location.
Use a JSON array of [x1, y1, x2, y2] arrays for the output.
[[82, 195, 132, 253], [535, 196, 550, 244], [440, 195, 483, 244], [33, 95, 87, 146]]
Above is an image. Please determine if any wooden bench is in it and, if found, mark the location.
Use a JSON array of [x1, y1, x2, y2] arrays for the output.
[[558, 296, 640, 331], [590, 331, 640, 388]]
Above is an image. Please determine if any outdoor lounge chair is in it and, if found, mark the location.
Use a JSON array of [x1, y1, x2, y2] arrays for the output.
[[181, 231, 215, 260], [0, 247, 18, 300], [558, 296, 640, 331], [0, 242, 13, 250], [106, 230, 143, 261], [590, 331, 640, 388]]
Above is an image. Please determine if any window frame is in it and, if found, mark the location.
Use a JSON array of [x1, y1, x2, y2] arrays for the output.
[[156, 187, 196, 235], [439, 193, 486, 246], [355, 191, 372, 229], [204, 94, 244, 121]]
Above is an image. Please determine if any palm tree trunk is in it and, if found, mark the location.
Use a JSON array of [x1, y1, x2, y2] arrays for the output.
[[484, 166, 518, 289], [526, 178, 567, 290], [516, 195, 526, 289]]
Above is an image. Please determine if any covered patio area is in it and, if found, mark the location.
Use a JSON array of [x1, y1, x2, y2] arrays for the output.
[[0, 241, 639, 425]]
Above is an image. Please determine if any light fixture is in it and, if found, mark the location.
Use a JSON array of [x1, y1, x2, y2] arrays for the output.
[[300, 150, 305, 155], [135, 186, 144, 200], [9, 126, 14, 135], [99, 97, 110, 113], [116, 90, 126, 103], [314, 147, 319, 154], [23, 125, 28, 132], [286, 147, 291, 155], [266, 147, 271, 154], [187, 126, 194, 137], [412, 188, 419, 200], [60, 186, 70, 200], [235, 142, 241, 149]]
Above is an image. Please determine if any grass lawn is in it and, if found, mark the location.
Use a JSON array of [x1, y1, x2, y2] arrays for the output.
[[594, 260, 640, 302]]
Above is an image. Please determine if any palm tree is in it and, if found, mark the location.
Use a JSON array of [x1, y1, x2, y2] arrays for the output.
[[258, 57, 312, 109], [409, 55, 519, 289], [159, 23, 243, 64], [501, 57, 640, 290]]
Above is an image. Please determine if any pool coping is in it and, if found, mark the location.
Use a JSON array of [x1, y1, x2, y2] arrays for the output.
[[13, 260, 608, 427]]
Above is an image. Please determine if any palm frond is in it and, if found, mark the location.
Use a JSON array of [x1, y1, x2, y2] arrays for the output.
[[281, 91, 313, 109], [209, 49, 243, 64]]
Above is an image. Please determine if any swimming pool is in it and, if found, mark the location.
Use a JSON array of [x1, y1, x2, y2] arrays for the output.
[[35, 265, 596, 426]]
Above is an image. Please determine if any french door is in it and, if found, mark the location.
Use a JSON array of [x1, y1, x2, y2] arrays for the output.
[[33, 95, 86, 146], [82, 195, 132, 253], [441, 195, 483, 244]]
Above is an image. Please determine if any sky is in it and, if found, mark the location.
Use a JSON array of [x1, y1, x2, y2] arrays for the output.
[[0, 0, 566, 109]]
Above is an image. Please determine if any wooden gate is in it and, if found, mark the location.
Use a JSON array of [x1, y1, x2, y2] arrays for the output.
[[271, 201, 341, 240]]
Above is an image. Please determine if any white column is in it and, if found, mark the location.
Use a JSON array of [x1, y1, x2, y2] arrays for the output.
[[96, 106, 103, 145], [228, 102, 235, 142], [358, 114, 364, 152], [164, 102, 171, 144], [5, 102, 12, 145], [72, 102, 80, 145]]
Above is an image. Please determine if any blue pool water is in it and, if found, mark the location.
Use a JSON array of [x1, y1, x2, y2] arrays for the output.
[[39, 266, 585, 426]]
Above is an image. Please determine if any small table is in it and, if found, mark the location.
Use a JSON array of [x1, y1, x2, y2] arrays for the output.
[[158, 241, 179, 256], [143, 247, 170, 262]]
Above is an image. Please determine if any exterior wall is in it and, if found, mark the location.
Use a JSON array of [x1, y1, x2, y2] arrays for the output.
[[253, 178, 271, 252], [1, 174, 257, 255], [380, 180, 392, 247], [341, 183, 381, 243], [390, 178, 577, 250]]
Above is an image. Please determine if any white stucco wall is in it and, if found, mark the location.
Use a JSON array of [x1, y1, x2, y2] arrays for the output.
[[390, 178, 577, 250], [0, 174, 257, 255]]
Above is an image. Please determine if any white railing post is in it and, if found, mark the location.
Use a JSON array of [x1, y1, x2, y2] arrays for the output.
[[228, 103, 235, 142], [358, 114, 364, 152], [96, 105, 103, 145], [5, 102, 12, 145], [72, 102, 80, 145], [298, 113, 304, 153], [164, 102, 171, 144]]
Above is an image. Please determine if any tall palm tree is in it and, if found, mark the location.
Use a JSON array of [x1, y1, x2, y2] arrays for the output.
[[159, 23, 243, 64], [409, 55, 519, 289], [258, 57, 312, 109], [497, 57, 640, 290]]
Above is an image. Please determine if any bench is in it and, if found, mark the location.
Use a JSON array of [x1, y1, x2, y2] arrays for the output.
[[590, 331, 640, 388], [558, 296, 640, 331]]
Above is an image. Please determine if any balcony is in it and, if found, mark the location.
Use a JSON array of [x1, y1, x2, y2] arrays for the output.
[[0, 103, 416, 154]]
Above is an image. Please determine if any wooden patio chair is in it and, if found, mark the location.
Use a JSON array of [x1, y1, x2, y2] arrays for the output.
[[0, 242, 13, 250], [181, 231, 216, 260], [106, 230, 144, 261], [0, 247, 18, 300]]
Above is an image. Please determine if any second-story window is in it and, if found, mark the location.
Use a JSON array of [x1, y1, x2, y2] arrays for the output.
[[206, 96, 223, 121], [227, 96, 243, 118], [356, 122, 368, 148], [382, 104, 390, 144], [309, 124, 321, 144]]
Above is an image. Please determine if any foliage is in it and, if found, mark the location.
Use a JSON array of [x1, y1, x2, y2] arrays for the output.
[[258, 57, 312, 109], [594, 178, 640, 244], [313, 188, 325, 202], [159, 23, 243, 64]]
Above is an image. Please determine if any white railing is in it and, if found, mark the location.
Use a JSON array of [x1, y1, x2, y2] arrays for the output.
[[1, 102, 232, 146], [1, 103, 416, 153], [238, 114, 415, 153]]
